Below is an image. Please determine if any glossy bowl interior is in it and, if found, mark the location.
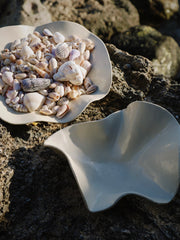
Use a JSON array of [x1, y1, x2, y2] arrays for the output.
[[44, 101, 180, 212], [0, 21, 112, 124]]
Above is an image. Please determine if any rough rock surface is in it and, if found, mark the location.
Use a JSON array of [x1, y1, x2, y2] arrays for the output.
[[27, 0, 140, 42], [0, 0, 52, 27], [0, 43, 180, 240], [112, 25, 180, 78], [0, 0, 139, 42], [131, 0, 179, 21]]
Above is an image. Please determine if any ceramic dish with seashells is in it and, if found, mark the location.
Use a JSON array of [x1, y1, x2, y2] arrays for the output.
[[0, 21, 112, 124]]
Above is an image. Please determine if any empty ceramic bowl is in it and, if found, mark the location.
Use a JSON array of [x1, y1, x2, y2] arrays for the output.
[[44, 101, 180, 212], [0, 21, 111, 124]]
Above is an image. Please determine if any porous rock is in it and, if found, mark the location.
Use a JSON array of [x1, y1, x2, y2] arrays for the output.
[[112, 25, 180, 78]]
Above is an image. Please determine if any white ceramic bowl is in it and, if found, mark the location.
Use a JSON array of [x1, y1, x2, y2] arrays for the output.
[[44, 101, 180, 212], [0, 21, 112, 124]]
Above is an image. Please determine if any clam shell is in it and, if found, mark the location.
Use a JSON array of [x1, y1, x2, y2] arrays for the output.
[[56, 104, 69, 119], [2, 71, 14, 86], [56, 61, 83, 85], [21, 78, 51, 92], [53, 32, 65, 44], [49, 57, 57, 74], [55, 43, 70, 59], [23, 92, 45, 112]]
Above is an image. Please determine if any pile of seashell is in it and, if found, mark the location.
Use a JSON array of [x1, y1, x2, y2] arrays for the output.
[[0, 28, 97, 118]]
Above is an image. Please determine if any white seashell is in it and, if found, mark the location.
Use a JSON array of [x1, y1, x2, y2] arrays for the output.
[[45, 98, 56, 108], [57, 97, 69, 106], [11, 96, 20, 105], [49, 82, 58, 89], [69, 49, 80, 61], [68, 89, 80, 99], [21, 46, 34, 59], [83, 38, 95, 50], [11, 39, 21, 50], [83, 50, 90, 60], [56, 61, 83, 85], [13, 79, 21, 91], [79, 66, 87, 79], [49, 57, 57, 75], [78, 42, 86, 54], [53, 32, 65, 44], [30, 37, 41, 48], [23, 92, 45, 112], [81, 60, 92, 73], [16, 41, 28, 49], [29, 73, 37, 79], [64, 85, 71, 95], [48, 92, 60, 101], [55, 83, 64, 97], [1, 66, 10, 73], [36, 50, 42, 60], [84, 77, 93, 90], [2, 71, 13, 86], [43, 28, 53, 37], [6, 90, 18, 100], [39, 106, 54, 115], [15, 73, 27, 80], [55, 43, 70, 59], [39, 89, 48, 96], [56, 104, 69, 118]]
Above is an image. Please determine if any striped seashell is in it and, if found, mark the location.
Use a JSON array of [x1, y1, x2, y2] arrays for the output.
[[2, 71, 14, 86], [69, 49, 80, 61], [23, 92, 45, 112], [56, 104, 69, 118], [55, 43, 70, 59], [13, 103, 28, 113], [21, 78, 51, 92], [43, 28, 53, 37], [86, 84, 97, 94], [28, 58, 39, 65], [39, 105, 53, 115], [80, 60, 92, 73], [53, 32, 65, 44]]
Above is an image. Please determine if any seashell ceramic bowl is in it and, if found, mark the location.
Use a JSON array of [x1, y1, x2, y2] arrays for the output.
[[44, 101, 180, 212], [0, 21, 111, 124]]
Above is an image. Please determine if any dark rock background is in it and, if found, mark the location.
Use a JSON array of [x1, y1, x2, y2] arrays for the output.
[[0, 0, 180, 239]]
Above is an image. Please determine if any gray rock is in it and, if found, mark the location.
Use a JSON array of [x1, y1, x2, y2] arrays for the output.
[[112, 25, 180, 79], [43, 0, 140, 42], [0, 0, 52, 27]]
